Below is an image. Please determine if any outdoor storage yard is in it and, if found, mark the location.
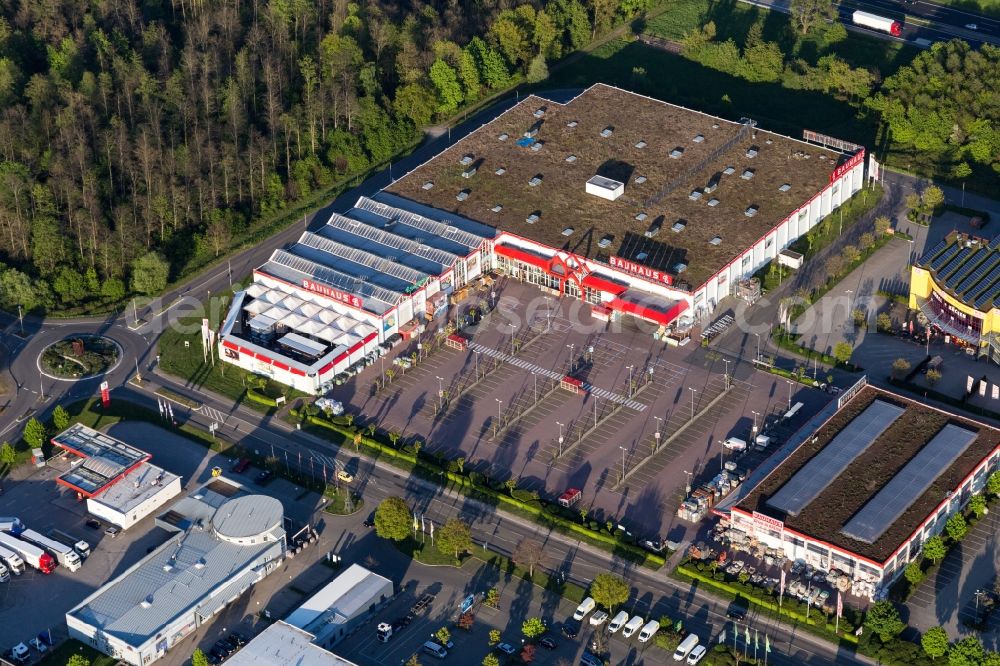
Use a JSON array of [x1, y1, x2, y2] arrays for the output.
[[388, 83, 844, 289], [330, 280, 832, 541], [737, 386, 1000, 564]]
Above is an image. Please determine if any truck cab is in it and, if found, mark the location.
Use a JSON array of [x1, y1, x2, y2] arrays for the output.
[[377, 622, 393, 643]]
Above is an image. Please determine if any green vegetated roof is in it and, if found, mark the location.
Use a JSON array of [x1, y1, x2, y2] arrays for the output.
[[737, 386, 1000, 564]]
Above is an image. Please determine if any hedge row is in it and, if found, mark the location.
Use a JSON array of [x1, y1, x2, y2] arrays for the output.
[[675, 564, 858, 645], [301, 413, 667, 567], [246, 389, 278, 407]]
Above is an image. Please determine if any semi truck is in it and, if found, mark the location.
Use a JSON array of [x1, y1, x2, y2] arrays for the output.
[[20, 529, 82, 571], [852, 11, 902, 37], [0, 517, 25, 535], [0, 544, 25, 575], [48, 529, 92, 560], [0, 532, 55, 574]]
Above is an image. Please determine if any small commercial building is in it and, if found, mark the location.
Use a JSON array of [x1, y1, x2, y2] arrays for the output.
[[66, 480, 286, 666], [727, 381, 1000, 599], [52, 424, 182, 529], [910, 231, 1000, 364], [224, 622, 359, 666], [226, 564, 392, 666]]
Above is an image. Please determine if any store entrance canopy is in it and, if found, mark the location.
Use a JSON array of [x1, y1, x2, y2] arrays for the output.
[[610, 290, 688, 326]]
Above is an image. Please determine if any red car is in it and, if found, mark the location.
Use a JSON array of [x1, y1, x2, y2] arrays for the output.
[[232, 458, 252, 473]]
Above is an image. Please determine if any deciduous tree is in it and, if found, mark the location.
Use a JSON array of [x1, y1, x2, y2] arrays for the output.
[[864, 600, 904, 643], [23, 417, 46, 449], [52, 405, 70, 431], [833, 341, 853, 365], [522, 616, 546, 639], [512, 537, 545, 577], [921, 626, 948, 659], [436, 518, 472, 558], [374, 497, 411, 542], [923, 535, 946, 563], [590, 572, 629, 612]]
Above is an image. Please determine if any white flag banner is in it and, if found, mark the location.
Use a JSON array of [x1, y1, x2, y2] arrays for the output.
[[993, 385, 999, 400], [168, 404, 174, 421], [981, 381, 988, 397], [837, 591, 843, 619], [158, 399, 164, 416], [429, 521, 434, 538], [968, 376, 975, 392], [779, 569, 786, 598]]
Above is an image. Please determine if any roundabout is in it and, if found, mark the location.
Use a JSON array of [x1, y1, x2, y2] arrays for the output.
[[38, 335, 122, 381]]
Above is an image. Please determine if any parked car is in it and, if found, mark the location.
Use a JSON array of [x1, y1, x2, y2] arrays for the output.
[[561, 620, 581, 638], [232, 458, 252, 473], [255, 470, 275, 485], [496, 642, 516, 655], [726, 597, 749, 621], [85, 518, 102, 530], [104, 525, 121, 538], [337, 470, 354, 483], [539, 636, 557, 650], [687, 644, 707, 664], [589, 610, 609, 626], [363, 519, 375, 528]]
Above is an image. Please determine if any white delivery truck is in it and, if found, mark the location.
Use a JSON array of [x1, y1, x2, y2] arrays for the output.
[[0, 543, 25, 575], [723, 437, 747, 451], [20, 529, 82, 572]]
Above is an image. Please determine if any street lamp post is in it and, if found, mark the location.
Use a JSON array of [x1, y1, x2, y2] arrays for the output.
[[594, 398, 598, 427], [619, 445, 627, 482], [755, 333, 761, 362], [17, 304, 23, 335], [508, 324, 516, 356], [689, 387, 697, 420], [751, 410, 760, 434], [532, 371, 538, 403], [683, 469, 692, 495], [653, 416, 662, 452], [566, 344, 575, 373], [496, 398, 503, 429], [627, 365, 634, 397], [722, 358, 731, 389], [436, 376, 444, 410], [475, 351, 481, 378], [787, 381, 793, 410], [556, 421, 564, 456]]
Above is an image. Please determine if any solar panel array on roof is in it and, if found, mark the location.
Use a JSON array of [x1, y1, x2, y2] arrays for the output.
[[322, 213, 458, 271], [767, 400, 906, 516], [265, 249, 401, 309], [976, 281, 1000, 309], [939, 246, 971, 280], [355, 196, 488, 251], [929, 244, 959, 273], [298, 232, 428, 287], [840, 424, 978, 544], [945, 247, 987, 291], [990, 235, 1000, 250], [956, 254, 1000, 297], [918, 239, 948, 266]]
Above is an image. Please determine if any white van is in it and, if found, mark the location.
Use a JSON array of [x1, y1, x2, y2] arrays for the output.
[[422, 641, 448, 659], [621, 615, 644, 638], [723, 437, 747, 451], [673, 633, 700, 661], [754, 435, 772, 450], [573, 596, 596, 620], [608, 610, 630, 634], [638, 620, 660, 643]]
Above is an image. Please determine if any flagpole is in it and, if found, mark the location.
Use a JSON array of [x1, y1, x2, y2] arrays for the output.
[[754, 629, 758, 662]]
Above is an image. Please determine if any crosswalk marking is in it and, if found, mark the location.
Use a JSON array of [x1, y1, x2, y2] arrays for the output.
[[468, 342, 646, 412]]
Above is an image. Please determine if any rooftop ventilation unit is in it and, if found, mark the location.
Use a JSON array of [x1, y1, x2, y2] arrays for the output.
[[636, 252, 649, 261], [600, 127, 613, 138], [460, 154, 474, 165], [562, 227, 574, 236], [670, 148, 684, 159], [531, 141, 544, 152], [141, 595, 154, 609], [533, 107, 546, 118], [778, 183, 791, 192], [528, 175, 543, 187], [635, 212, 648, 222], [704, 178, 719, 194], [566, 154, 577, 163], [635, 140, 647, 149], [741, 169, 755, 180], [634, 175, 647, 184], [456, 189, 470, 201], [567, 120, 578, 128], [422, 181, 434, 190], [707, 198, 720, 207], [498, 133, 509, 141], [645, 219, 662, 237], [745, 206, 759, 217], [523, 128, 538, 139], [689, 189, 703, 201], [586, 175, 624, 201], [765, 138, 773, 145], [710, 235, 723, 245], [598, 235, 613, 248], [693, 134, 705, 143], [745, 147, 759, 158], [495, 167, 507, 176], [526, 212, 540, 224], [672, 220, 687, 233], [462, 167, 477, 178], [674, 262, 688, 273], [712, 123, 720, 129], [491, 204, 503, 213], [194, 558, 206, 569], [723, 166, 736, 176]]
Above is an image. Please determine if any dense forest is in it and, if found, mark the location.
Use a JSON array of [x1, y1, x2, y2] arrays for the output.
[[0, 0, 653, 313]]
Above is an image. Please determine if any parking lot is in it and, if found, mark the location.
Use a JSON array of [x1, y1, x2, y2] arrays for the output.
[[0, 420, 328, 659], [331, 280, 833, 543]]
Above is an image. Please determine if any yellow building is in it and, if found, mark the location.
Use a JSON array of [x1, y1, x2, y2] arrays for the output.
[[910, 232, 1000, 364]]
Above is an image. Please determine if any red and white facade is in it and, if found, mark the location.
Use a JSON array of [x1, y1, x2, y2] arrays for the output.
[[220, 146, 865, 393], [726, 383, 1000, 599]]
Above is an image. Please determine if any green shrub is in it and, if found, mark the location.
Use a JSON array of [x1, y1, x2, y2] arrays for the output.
[[246, 389, 278, 406]]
